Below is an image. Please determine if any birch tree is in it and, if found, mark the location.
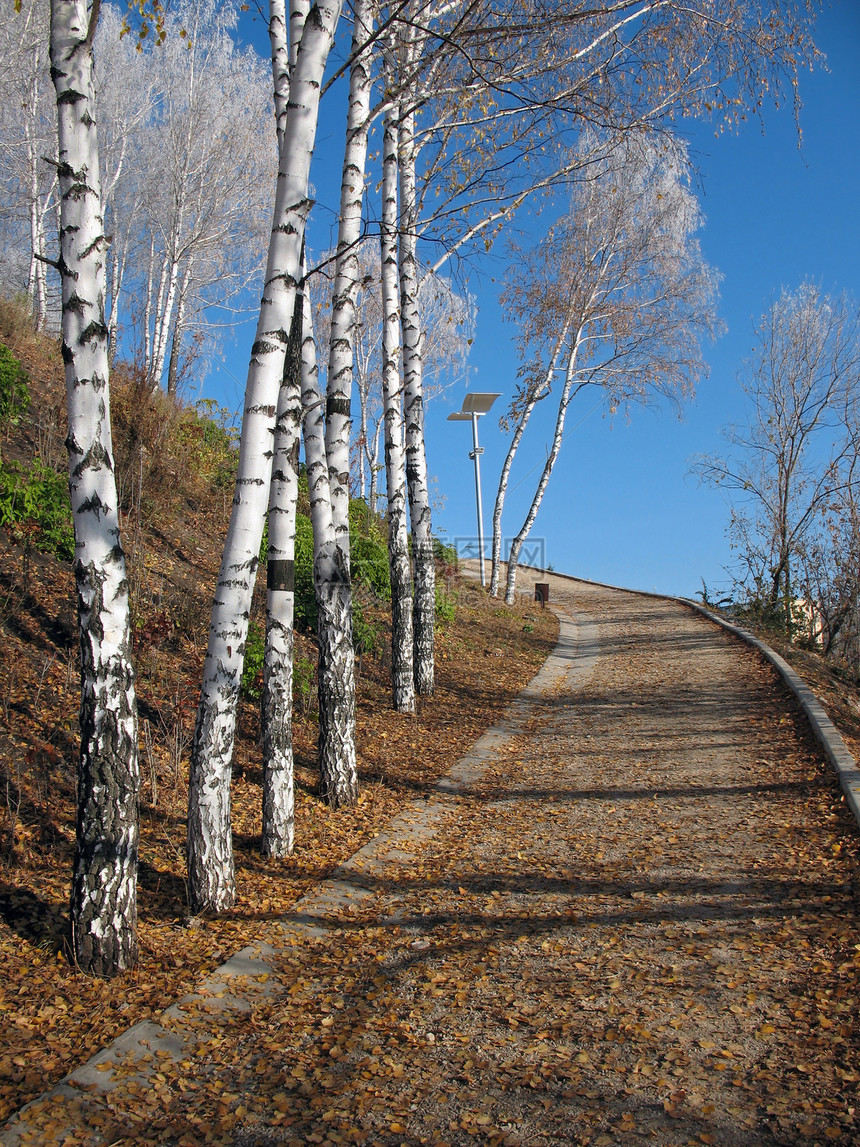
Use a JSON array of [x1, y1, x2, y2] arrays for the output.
[[306, 0, 376, 807], [46, 0, 139, 976], [301, 286, 359, 806], [261, 292, 303, 857], [694, 285, 860, 627], [380, 100, 415, 712], [187, 0, 342, 914], [490, 131, 721, 603]]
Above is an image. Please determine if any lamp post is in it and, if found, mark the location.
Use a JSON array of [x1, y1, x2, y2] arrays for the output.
[[447, 391, 500, 587]]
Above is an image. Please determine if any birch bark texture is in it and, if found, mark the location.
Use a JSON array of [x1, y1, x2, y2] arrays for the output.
[[261, 294, 304, 857], [49, 0, 140, 977], [324, 0, 376, 547], [398, 96, 435, 697], [381, 104, 415, 713], [187, 0, 342, 914], [310, 0, 374, 805], [300, 288, 359, 807]]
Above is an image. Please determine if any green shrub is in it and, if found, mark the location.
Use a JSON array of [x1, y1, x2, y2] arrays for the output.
[[351, 530, 390, 600], [349, 500, 390, 600], [0, 344, 30, 431], [352, 601, 382, 656], [0, 460, 74, 561], [175, 398, 239, 489], [435, 583, 456, 625], [260, 499, 392, 651], [294, 512, 317, 629], [293, 654, 316, 715], [240, 620, 265, 700], [433, 536, 458, 569]]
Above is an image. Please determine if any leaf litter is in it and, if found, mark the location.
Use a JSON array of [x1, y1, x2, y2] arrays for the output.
[[6, 576, 860, 1146], [0, 529, 555, 1131]]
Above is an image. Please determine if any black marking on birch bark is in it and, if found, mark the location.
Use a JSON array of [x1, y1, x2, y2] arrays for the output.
[[57, 87, 86, 106], [236, 476, 266, 487], [252, 339, 282, 357], [327, 396, 351, 418], [219, 577, 250, 590], [66, 291, 87, 315], [406, 463, 420, 485], [65, 433, 85, 459], [268, 559, 295, 592], [245, 403, 277, 417], [72, 438, 113, 477], [81, 109, 95, 128], [227, 554, 259, 574], [65, 180, 95, 202], [81, 234, 107, 260], [54, 251, 76, 280], [62, 341, 75, 365], [81, 320, 109, 345], [77, 492, 108, 519]]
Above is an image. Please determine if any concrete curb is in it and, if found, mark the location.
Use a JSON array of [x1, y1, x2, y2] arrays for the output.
[[0, 604, 593, 1145], [514, 564, 860, 833]]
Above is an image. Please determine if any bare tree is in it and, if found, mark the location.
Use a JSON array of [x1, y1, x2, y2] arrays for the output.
[[494, 130, 722, 603], [694, 284, 860, 629], [128, 0, 275, 394], [0, 0, 58, 330]]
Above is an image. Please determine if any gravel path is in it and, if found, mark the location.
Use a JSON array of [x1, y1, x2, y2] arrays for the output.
[[5, 578, 860, 1146]]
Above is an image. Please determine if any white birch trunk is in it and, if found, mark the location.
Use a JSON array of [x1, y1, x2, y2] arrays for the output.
[[166, 258, 193, 399], [187, 0, 342, 914], [27, 115, 48, 331], [398, 99, 435, 695], [148, 254, 170, 385], [358, 393, 367, 499], [489, 320, 572, 597], [304, 0, 374, 805], [380, 105, 415, 713], [504, 338, 585, 604], [324, 0, 375, 546], [106, 236, 122, 365], [268, 0, 291, 148], [50, 0, 139, 977], [143, 236, 155, 373], [261, 289, 303, 857], [368, 420, 382, 514], [151, 255, 179, 389], [300, 288, 358, 807]]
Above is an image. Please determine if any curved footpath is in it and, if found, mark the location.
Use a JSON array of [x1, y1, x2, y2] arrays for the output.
[[4, 577, 860, 1146]]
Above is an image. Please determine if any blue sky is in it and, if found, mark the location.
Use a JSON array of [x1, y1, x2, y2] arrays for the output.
[[217, 1, 860, 601]]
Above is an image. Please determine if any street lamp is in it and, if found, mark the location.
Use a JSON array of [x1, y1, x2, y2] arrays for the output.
[[447, 391, 500, 587]]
